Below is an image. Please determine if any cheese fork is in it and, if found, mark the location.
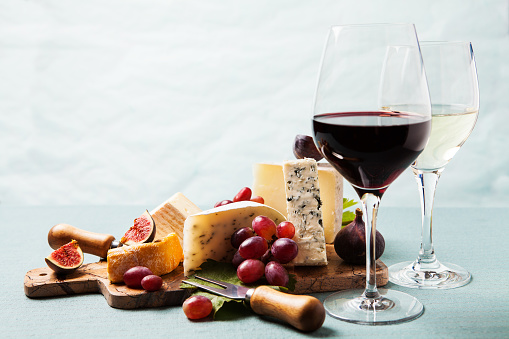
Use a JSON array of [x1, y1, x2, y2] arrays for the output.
[[182, 276, 326, 332]]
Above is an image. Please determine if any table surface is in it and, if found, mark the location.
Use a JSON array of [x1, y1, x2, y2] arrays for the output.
[[3, 205, 508, 338]]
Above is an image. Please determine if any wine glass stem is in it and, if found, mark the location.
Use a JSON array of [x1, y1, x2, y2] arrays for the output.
[[360, 192, 381, 298], [412, 169, 443, 268]]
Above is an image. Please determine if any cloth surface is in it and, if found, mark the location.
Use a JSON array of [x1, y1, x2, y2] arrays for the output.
[[4, 205, 508, 338]]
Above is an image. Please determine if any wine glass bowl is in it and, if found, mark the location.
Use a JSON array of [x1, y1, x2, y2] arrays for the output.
[[388, 41, 479, 289], [312, 23, 431, 324]]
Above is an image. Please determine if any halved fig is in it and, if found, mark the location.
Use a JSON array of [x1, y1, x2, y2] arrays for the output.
[[120, 210, 156, 246], [45, 240, 84, 274]]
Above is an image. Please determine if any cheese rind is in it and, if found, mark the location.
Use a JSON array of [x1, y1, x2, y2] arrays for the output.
[[150, 192, 202, 244], [253, 162, 343, 243], [106, 233, 183, 283], [283, 159, 327, 266], [183, 201, 286, 276]]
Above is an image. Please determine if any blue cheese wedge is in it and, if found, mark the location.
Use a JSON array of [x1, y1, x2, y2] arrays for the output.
[[252, 162, 343, 243], [183, 201, 286, 276], [283, 158, 327, 266]]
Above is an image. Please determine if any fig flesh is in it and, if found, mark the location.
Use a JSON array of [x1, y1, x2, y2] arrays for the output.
[[45, 240, 84, 274], [293, 134, 323, 161], [121, 210, 156, 246], [334, 208, 385, 265]]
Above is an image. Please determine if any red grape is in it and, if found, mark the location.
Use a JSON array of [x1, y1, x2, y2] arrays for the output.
[[265, 261, 289, 287], [276, 221, 295, 239], [231, 227, 254, 249], [252, 215, 276, 241], [141, 274, 163, 291], [237, 259, 265, 284], [260, 249, 277, 264], [233, 187, 252, 202], [182, 295, 213, 320], [250, 196, 264, 204], [123, 266, 153, 288], [271, 238, 298, 264], [238, 236, 268, 259], [232, 250, 245, 268], [214, 199, 233, 208]]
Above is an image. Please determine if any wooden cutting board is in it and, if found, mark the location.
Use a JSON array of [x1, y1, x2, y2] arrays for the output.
[[24, 245, 388, 309]]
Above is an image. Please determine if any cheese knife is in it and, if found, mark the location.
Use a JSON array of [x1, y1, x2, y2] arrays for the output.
[[182, 275, 326, 332], [48, 223, 120, 259]]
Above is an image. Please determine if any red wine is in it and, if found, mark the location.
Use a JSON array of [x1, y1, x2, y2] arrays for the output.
[[313, 111, 430, 197]]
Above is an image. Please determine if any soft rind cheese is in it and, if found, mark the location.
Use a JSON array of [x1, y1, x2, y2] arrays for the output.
[[150, 192, 202, 244], [183, 201, 286, 276], [283, 159, 327, 266], [107, 233, 183, 283], [253, 162, 343, 243]]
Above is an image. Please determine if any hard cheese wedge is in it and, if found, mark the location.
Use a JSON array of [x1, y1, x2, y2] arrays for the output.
[[183, 201, 286, 276], [252, 162, 343, 243], [150, 192, 201, 244], [283, 159, 327, 266], [107, 233, 183, 283]]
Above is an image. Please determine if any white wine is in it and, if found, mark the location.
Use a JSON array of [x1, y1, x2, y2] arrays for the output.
[[412, 105, 478, 171]]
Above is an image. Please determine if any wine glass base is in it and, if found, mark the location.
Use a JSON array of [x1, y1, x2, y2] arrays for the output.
[[388, 261, 471, 289], [323, 288, 424, 325]]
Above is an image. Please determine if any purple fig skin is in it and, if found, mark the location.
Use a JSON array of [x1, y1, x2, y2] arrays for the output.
[[334, 208, 385, 265], [293, 134, 324, 161]]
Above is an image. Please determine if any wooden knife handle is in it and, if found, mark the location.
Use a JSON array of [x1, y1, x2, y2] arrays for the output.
[[248, 286, 326, 332], [48, 224, 116, 258]]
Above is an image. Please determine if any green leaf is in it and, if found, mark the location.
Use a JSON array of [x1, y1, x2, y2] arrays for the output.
[[342, 197, 358, 226], [180, 260, 296, 317], [343, 197, 357, 209]]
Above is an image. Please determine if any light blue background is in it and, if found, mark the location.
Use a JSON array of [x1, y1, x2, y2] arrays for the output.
[[1, 0, 508, 209]]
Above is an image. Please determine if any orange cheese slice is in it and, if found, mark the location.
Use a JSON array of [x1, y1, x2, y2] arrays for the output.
[[107, 233, 183, 283]]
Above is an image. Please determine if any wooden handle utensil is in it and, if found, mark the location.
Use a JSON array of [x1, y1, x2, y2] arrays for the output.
[[48, 223, 118, 258]]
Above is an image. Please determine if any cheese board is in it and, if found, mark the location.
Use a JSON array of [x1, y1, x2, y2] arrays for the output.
[[24, 245, 388, 309]]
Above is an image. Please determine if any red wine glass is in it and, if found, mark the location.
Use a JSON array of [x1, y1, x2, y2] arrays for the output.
[[312, 24, 431, 324]]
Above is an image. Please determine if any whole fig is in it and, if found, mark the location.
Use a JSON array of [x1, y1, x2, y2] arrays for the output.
[[334, 208, 385, 265], [293, 134, 323, 161]]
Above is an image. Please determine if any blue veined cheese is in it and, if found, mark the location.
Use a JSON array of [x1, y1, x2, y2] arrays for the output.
[[283, 159, 327, 266], [252, 162, 343, 243], [183, 201, 286, 276]]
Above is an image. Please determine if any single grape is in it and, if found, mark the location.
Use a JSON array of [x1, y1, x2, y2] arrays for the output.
[[214, 199, 233, 208], [276, 221, 295, 239], [238, 236, 268, 259], [231, 227, 254, 249], [271, 238, 298, 264], [182, 295, 213, 320], [250, 196, 264, 204], [123, 266, 153, 288], [232, 250, 245, 269], [141, 274, 163, 291], [233, 187, 252, 202], [252, 215, 277, 241], [237, 259, 265, 284], [265, 261, 289, 287]]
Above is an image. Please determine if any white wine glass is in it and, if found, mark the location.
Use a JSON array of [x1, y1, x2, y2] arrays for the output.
[[312, 24, 431, 324], [388, 41, 479, 289]]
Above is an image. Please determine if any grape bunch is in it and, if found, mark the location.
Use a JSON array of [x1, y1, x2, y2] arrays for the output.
[[230, 216, 298, 286], [214, 187, 264, 208]]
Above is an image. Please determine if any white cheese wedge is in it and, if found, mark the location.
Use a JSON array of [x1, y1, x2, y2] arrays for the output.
[[283, 159, 327, 266], [150, 192, 202, 244], [252, 162, 343, 243], [183, 201, 286, 276]]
